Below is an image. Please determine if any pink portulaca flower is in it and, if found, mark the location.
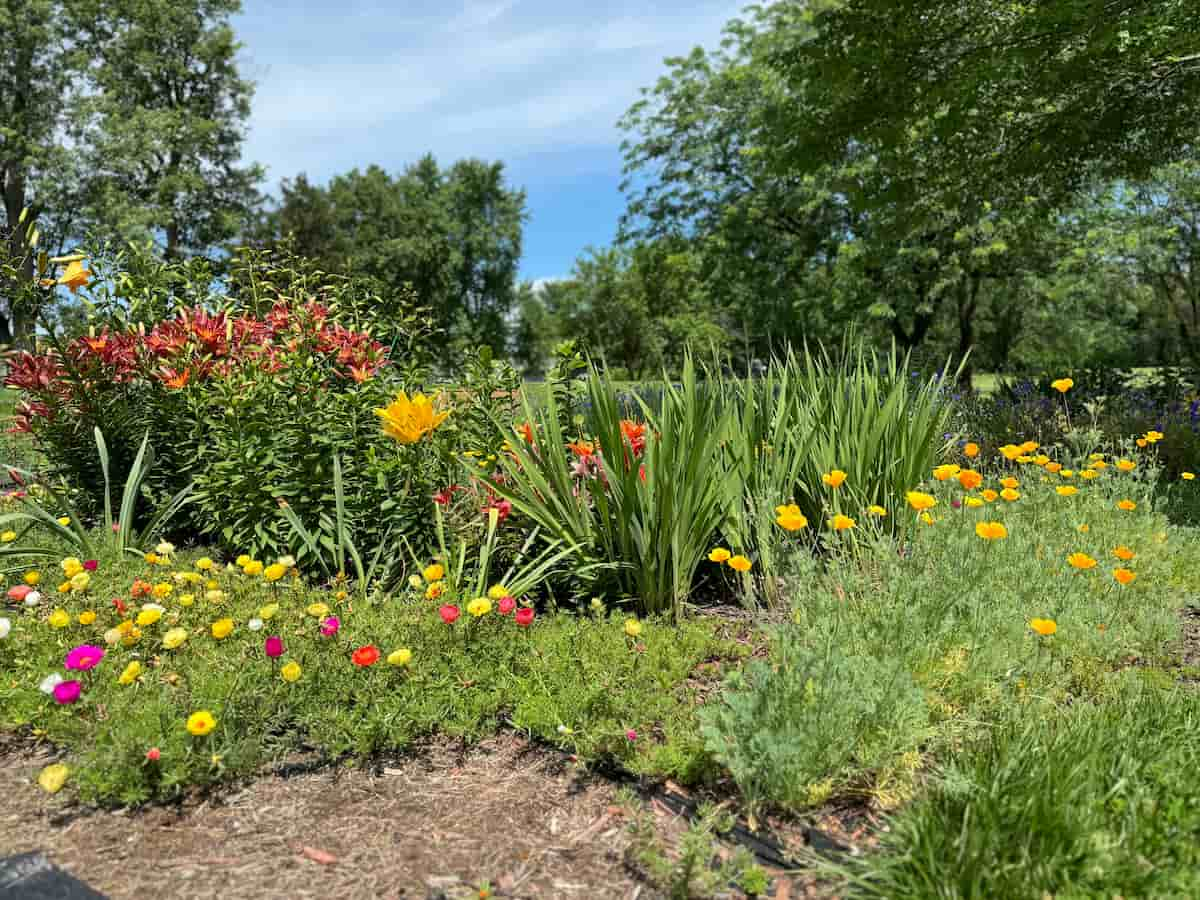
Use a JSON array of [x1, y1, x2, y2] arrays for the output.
[[64, 644, 106, 671], [320, 616, 340, 637], [264, 636, 284, 658], [53, 680, 82, 704]]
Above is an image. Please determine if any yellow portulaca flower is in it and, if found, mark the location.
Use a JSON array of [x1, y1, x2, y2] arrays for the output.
[[162, 627, 188, 649], [280, 661, 302, 682], [242, 560, 264, 576], [195, 557, 214, 571], [136, 607, 162, 626], [211, 618, 234, 639], [707, 548, 732, 563], [69, 572, 90, 592], [624, 619, 643, 638], [306, 602, 330, 617], [263, 562, 287, 582], [48, 608, 70, 628], [375, 391, 451, 444], [78, 610, 96, 625], [422, 563, 445, 582], [487, 584, 510, 600], [186, 710, 217, 736], [467, 597, 492, 617], [118, 660, 142, 685]]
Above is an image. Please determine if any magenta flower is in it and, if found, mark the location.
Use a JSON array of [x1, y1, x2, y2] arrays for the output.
[[64, 644, 105, 671], [53, 680, 82, 704], [83, 559, 98, 572], [320, 616, 340, 637], [626, 729, 638, 742], [951, 499, 962, 510], [497, 596, 515, 616], [264, 636, 284, 658]]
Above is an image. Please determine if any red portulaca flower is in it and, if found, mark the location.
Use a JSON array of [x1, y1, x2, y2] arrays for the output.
[[351, 645, 380, 667], [515, 608, 535, 628], [439, 604, 461, 625]]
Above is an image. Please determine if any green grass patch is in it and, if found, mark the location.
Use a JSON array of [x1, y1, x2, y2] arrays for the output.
[[0, 545, 745, 805]]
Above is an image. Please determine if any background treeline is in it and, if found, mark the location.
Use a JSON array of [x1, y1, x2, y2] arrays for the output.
[[4, 0, 1199, 382]]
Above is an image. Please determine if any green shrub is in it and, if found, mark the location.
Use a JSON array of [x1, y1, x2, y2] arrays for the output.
[[700, 629, 929, 812]]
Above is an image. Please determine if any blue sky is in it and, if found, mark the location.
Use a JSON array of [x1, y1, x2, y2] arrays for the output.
[[233, 1, 744, 282]]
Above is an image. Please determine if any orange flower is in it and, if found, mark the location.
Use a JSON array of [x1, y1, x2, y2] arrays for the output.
[[1112, 546, 1135, 561], [981, 489, 999, 502], [1116, 499, 1137, 511], [963, 442, 979, 458], [518, 422, 534, 444], [1055, 486, 1078, 497], [1030, 618, 1058, 636], [999, 476, 1019, 490], [828, 514, 856, 531], [957, 469, 983, 491], [1050, 378, 1073, 393], [822, 470, 847, 488], [727, 555, 753, 573], [1019, 440, 1039, 454], [1045, 462, 1063, 474], [1000, 488, 1020, 502], [1067, 552, 1097, 570], [1116, 459, 1136, 472], [933, 464, 961, 481], [999, 444, 1022, 461], [975, 521, 1007, 540], [568, 439, 595, 457], [1112, 568, 1136, 586], [905, 491, 937, 511]]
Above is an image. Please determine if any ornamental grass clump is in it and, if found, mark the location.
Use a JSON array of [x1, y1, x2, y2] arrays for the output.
[[491, 355, 730, 619]]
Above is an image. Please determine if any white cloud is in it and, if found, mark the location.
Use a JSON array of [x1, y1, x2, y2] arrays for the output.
[[236, 0, 743, 184]]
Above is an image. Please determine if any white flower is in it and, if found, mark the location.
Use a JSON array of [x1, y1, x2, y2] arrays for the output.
[[39, 673, 64, 694], [247, 617, 264, 631], [155, 540, 175, 556], [0, 617, 10, 639], [277, 555, 295, 569], [141, 603, 166, 613], [23, 590, 41, 607]]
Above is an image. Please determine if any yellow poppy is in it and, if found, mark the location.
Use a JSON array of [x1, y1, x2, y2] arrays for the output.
[[822, 470, 847, 488], [1067, 552, 1097, 570], [975, 522, 1007, 540], [1030, 618, 1058, 636]]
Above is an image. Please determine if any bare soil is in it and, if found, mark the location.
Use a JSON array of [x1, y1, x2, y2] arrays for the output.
[[0, 734, 657, 900]]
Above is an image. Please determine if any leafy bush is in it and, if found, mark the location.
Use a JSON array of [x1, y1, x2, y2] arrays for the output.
[[3, 248, 463, 562], [700, 630, 929, 813]]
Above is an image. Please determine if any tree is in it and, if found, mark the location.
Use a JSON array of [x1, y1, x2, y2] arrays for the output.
[[261, 157, 526, 356], [764, 0, 1200, 212], [76, 0, 262, 258], [619, 3, 1065, 371], [518, 240, 729, 378], [0, 0, 88, 343]]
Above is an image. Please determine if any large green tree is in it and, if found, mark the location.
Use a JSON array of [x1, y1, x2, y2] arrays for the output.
[[262, 156, 526, 355], [619, 3, 1065, 372], [0, 0, 88, 342], [76, 0, 262, 258], [1, 0, 261, 344], [763, 0, 1200, 212]]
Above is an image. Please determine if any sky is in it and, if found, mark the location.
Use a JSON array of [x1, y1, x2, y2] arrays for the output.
[[232, 1, 745, 282]]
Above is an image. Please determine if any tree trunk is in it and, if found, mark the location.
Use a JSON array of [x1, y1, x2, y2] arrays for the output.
[[956, 273, 982, 391], [2, 166, 36, 348]]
